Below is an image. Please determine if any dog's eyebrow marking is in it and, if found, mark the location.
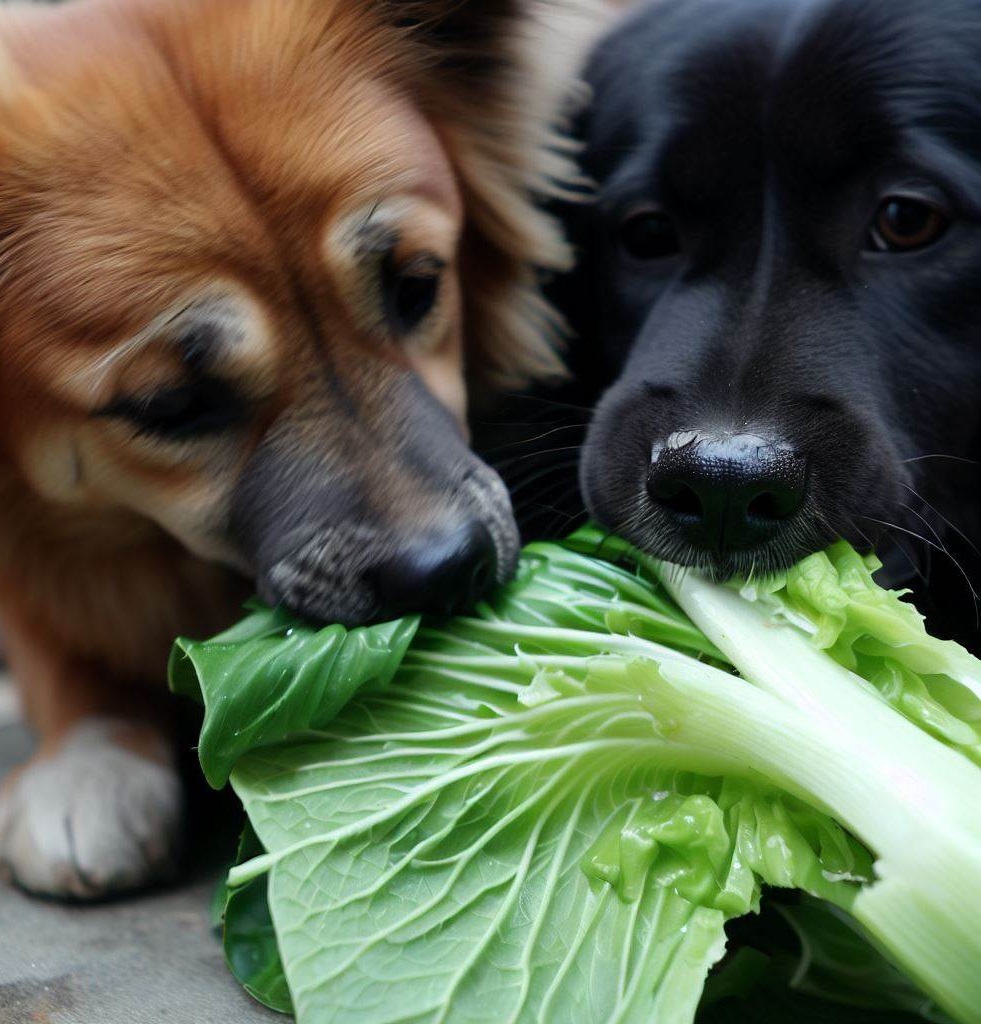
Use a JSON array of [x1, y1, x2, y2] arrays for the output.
[[353, 221, 399, 258], [345, 204, 400, 260], [80, 293, 254, 397], [332, 198, 419, 261], [85, 301, 196, 389]]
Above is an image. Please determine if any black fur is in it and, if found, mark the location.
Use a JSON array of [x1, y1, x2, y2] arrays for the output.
[[514, 0, 981, 644]]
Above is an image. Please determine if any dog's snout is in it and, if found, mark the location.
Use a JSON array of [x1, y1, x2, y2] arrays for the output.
[[647, 432, 806, 556], [372, 520, 497, 619]]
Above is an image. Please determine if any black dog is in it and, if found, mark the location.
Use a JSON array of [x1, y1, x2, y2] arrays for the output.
[[523, 0, 981, 643]]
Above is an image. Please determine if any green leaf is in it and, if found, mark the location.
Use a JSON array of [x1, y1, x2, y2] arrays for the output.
[[169, 609, 419, 787], [699, 980, 943, 1024], [226, 633, 867, 1023], [488, 542, 727, 664], [775, 899, 951, 1019], [222, 824, 292, 1016], [699, 896, 953, 1024]]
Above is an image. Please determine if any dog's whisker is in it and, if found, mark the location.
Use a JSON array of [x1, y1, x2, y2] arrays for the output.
[[898, 502, 979, 615], [481, 423, 588, 460], [507, 459, 580, 498], [900, 501, 948, 551], [857, 515, 945, 555], [894, 536, 930, 586], [842, 514, 876, 553], [511, 486, 582, 525], [862, 516, 931, 586], [899, 482, 981, 558], [862, 512, 980, 616], [902, 454, 981, 468], [494, 392, 596, 416], [896, 502, 938, 585], [506, 475, 581, 521], [493, 444, 583, 471], [539, 505, 587, 534]]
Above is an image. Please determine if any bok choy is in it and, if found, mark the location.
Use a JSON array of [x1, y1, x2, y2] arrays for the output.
[[170, 528, 981, 1024]]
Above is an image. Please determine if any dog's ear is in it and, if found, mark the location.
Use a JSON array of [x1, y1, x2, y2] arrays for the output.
[[374, 1, 605, 394]]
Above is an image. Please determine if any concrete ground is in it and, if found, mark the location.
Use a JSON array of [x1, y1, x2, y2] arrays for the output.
[[0, 676, 283, 1024]]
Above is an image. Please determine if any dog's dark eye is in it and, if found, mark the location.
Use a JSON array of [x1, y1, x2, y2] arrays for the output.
[[98, 378, 247, 441], [869, 197, 949, 252], [382, 252, 443, 335], [619, 208, 680, 261]]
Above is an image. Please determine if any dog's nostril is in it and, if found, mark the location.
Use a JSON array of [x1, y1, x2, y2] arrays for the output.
[[648, 479, 703, 519], [372, 521, 497, 619], [746, 487, 801, 521]]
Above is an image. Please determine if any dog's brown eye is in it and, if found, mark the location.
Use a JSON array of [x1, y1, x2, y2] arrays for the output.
[[619, 208, 680, 261], [383, 252, 443, 335], [870, 197, 949, 252]]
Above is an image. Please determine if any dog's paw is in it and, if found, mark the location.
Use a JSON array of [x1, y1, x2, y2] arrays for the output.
[[0, 717, 183, 899]]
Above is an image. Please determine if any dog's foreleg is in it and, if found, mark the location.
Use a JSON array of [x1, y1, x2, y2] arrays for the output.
[[0, 608, 182, 899]]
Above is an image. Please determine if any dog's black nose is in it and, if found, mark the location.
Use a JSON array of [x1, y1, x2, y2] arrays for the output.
[[647, 432, 806, 556], [373, 520, 498, 618]]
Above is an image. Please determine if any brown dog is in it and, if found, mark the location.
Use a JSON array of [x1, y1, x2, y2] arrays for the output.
[[0, 0, 583, 898]]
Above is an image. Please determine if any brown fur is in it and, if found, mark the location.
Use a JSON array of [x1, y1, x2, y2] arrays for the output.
[[0, 0, 585, 898]]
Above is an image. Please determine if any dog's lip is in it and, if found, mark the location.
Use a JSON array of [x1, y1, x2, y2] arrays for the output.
[[622, 528, 814, 581]]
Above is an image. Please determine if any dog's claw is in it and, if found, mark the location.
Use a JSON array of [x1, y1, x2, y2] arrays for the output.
[[0, 718, 182, 899]]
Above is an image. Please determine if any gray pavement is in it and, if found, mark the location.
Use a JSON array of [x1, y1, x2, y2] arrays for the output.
[[0, 676, 283, 1024]]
